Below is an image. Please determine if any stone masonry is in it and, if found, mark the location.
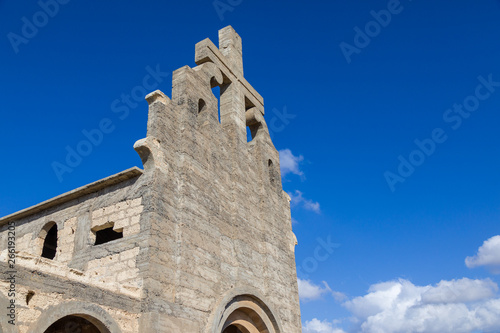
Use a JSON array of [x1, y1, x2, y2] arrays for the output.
[[0, 26, 302, 333]]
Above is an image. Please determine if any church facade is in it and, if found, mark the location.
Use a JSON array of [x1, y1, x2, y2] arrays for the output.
[[0, 26, 302, 333]]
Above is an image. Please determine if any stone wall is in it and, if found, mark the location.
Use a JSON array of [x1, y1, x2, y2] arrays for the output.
[[133, 26, 302, 332], [0, 169, 146, 332]]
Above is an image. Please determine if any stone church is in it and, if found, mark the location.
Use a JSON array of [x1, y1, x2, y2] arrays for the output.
[[0, 26, 302, 333]]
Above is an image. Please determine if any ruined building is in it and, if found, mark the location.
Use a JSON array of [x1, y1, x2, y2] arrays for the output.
[[0, 26, 302, 333]]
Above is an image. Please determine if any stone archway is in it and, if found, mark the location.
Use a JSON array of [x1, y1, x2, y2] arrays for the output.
[[222, 325, 245, 333], [27, 301, 122, 333], [221, 305, 270, 333], [209, 289, 283, 333], [44, 315, 103, 333]]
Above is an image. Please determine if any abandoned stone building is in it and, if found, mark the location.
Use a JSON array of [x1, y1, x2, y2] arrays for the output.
[[0, 26, 302, 333]]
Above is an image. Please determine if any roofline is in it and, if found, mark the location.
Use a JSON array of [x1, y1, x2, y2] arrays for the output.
[[0, 167, 143, 225]]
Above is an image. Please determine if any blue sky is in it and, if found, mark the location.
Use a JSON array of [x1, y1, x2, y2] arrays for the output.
[[2, 0, 500, 332]]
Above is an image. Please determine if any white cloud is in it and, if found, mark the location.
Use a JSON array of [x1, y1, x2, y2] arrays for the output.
[[298, 279, 331, 301], [298, 279, 346, 302], [421, 278, 497, 304], [303, 318, 346, 333], [279, 149, 304, 177], [278, 149, 320, 214], [332, 290, 348, 302], [466, 235, 500, 273], [343, 278, 500, 333], [302, 243, 500, 333], [289, 190, 321, 214]]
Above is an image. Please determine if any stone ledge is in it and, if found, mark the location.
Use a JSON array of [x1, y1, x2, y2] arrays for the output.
[[0, 167, 143, 225]]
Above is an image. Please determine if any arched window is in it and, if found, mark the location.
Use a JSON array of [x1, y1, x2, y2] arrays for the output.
[[268, 159, 276, 185], [212, 85, 222, 122], [198, 98, 207, 113], [41, 223, 58, 260]]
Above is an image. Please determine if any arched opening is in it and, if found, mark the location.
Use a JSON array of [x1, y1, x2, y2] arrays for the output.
[[198, 98, 207, 113], [41, 223, 58, 260], [223, 325, 246, 333], [268, 159, 276, 185], [213, 294, 281, 333], [212, 85, 221, 122], [245, 105, 262, 143], [28, 302, 121, 333], [44, 315, 104, 333], [246, 126, 253, 142], [222, 307, 270, 333]]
